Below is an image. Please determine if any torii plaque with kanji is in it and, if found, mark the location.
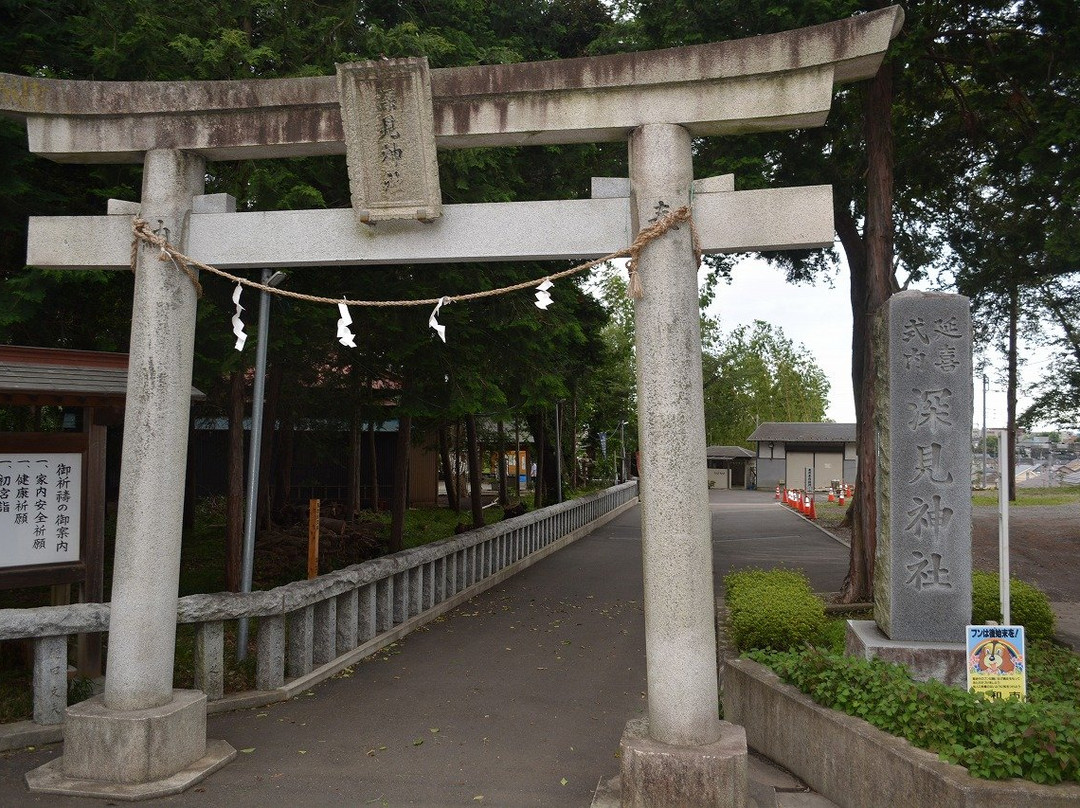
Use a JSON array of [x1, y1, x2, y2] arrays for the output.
[[336, 57, 442, 223]]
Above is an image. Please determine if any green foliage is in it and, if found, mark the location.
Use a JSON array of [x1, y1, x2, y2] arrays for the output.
[[724, 568, 826, 652], [702, 320, 829, 448], [750, 645, 1080, 785], [971, 571, 1056, 642], [971, 486, 1080, 507]]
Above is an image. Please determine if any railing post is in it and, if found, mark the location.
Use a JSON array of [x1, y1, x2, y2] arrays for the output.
[[312, 599, 336, 666], [194, 621, 225, 701], [358, 584, 376, 642], [393, 571, 408, 624], [410, 566, 423, 615], [435, 557, 448, 602], [33, 635, 68, 725], [376, 577, 393, 632], [286, 606, 314, 678], [336, 589, 359, 656], [256, 615, 285, 690], [423, 562, 435, 609]]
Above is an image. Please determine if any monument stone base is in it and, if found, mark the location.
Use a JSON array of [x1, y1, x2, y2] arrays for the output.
[[25, 689, 236, 801], [846, 620, 967, 687], [609, 717, 747, 808]]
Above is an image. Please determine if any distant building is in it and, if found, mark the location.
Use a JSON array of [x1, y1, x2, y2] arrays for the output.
[[747, 422, 856, 491], [705, 445, 755, 489]]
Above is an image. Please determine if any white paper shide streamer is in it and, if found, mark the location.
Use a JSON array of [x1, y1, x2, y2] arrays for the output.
[[429, 296, 450, 343], [534, 278, 554, 310], [231, 283, 247, 351], [337, 301, 357, 348]]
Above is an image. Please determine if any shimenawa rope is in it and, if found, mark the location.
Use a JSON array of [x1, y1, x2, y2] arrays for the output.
[[130, 205, 700, 306]]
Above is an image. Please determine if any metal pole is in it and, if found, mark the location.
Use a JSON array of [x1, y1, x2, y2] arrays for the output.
[[555, 402, 563, 503], [981, 375, 988, 487], [620, 420, 627, 483], [237, 268, 277, 661], [998, 428, 1011, 625]]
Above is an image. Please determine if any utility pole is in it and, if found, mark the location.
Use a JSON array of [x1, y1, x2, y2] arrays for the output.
[[981, 374, 988, 488]]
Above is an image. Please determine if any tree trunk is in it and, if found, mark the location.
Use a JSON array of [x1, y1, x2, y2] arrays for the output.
[[836, 57, 895, 604], [497, 420, 508, 507], [256, 363, 282, 529], [346, 407, 361, 519], [466, 414, 485, 528], [533, 413, 546, 509], [439, 423, 457, 511], [225, 369, 245, 592], [389, 413, 411, 553], [1008, 285, 1019, 501], [367, 421, 379, 512], [514, 418, 521, 499], [273, 416, 294, 517], [183, 410, 198, 532]]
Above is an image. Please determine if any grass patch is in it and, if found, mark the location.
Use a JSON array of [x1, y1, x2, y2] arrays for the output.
[[812, 498, 849, 531], [972, 485, 1080, 507]]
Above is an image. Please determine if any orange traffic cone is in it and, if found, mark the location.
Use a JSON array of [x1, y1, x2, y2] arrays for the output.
[[808, 495, 816, 520], [838, 489, 845, 507], [827, 489, 835, 502], [775, 485, 781, 500]]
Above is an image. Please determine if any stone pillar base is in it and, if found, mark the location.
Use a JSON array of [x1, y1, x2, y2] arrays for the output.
[[25, 690, 236, 801], [846, 620, 967, 687], [617, 717, 747, 808]]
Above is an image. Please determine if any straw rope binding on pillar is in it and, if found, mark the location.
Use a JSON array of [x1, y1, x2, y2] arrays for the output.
[[131, 205, 699, 308], [625, 206, 701, 300]]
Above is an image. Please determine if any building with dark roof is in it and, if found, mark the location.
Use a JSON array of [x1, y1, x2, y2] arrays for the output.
[[746, 422, 856, 491], [705, 445, 755, 489]]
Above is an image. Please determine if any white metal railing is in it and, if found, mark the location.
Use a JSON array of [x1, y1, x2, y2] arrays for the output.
[[0, 482, 637, 736]]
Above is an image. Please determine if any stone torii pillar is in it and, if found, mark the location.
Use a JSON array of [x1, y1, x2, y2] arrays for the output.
[[26, 151, 238, 800], [0, 8, 903, 803]]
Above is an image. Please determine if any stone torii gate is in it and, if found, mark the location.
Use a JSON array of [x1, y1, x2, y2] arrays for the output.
[[1, 8, 902, 804]]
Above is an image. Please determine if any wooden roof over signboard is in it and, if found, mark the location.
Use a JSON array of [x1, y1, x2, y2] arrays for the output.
[[0, 346, 205, 406]]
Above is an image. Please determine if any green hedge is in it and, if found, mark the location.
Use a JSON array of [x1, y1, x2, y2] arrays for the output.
[[971, 570, 1056, 641], [750, 646, 1080, 784], [725, 568, 826, 651]]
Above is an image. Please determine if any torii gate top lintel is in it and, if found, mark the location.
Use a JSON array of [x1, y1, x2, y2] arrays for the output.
[[0, 6, 902, 164]]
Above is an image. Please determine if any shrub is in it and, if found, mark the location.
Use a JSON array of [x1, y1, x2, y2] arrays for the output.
[[749, 646, 1080, 784], [971, 570, 1056, 641], [725, 568, 826, 652]]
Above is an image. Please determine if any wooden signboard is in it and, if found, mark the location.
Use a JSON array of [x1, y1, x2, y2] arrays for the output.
[[0, 432, 94, 590]]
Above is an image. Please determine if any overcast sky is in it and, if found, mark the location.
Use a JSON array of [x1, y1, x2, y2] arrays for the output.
[[701, 254, 1057, 432]]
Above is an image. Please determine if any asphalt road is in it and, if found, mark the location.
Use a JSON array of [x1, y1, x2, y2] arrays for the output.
[[0, 490, 847, 807]]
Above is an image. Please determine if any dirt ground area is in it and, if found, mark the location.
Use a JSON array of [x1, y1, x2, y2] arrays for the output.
[[824, 500, 1080, 603], [972, 502, 1080, 603]]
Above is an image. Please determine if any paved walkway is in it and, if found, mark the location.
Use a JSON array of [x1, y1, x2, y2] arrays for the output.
[[0, 490, 849, 807]]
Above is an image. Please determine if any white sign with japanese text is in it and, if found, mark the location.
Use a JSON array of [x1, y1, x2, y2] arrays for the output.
[[0, 453, 81, 568]]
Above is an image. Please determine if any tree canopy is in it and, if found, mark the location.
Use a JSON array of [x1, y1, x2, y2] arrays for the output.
[[702, 320, 831, 448]]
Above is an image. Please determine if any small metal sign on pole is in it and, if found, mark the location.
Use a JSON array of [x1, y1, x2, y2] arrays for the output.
[[967, 624, 1026, 701], [804, 466, 814, 494]]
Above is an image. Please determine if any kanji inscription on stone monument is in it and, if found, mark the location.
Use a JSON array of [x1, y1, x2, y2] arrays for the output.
[[336, 57, 442, 223], [875, 291, 973, 642]]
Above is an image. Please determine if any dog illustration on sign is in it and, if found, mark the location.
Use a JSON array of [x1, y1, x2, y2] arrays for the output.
[[970, 639, 1023, 675]]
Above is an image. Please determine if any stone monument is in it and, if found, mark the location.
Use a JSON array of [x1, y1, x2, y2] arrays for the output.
[[847, 291, 973, 685]]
